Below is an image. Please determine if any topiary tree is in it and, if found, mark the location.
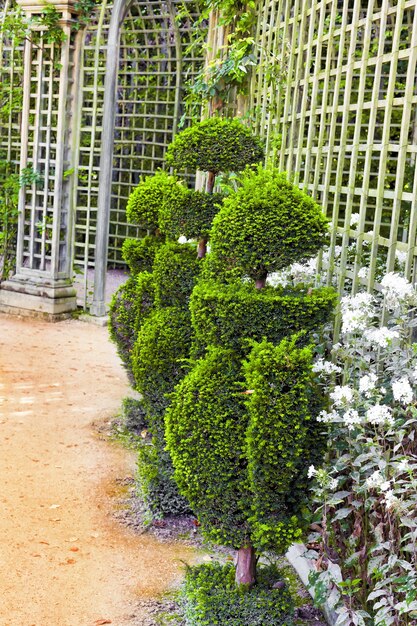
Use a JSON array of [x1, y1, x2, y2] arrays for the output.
[[165, 145, 335, 589], [165, 337, 325, 586], [121, 235, 166, 276], [208, 166, 329, 287], [152, 242, 201, 308], [159, 190, 225, 244], [164, 117, 265, 258]]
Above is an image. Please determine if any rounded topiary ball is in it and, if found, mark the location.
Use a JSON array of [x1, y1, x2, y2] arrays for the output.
[[159, 190, 225, 240], [165, 117, 265, 174], [209, 167, 329, 280], [152, 242, 201, 308], [126, 171, 188, 230], [121, 235, 165, 275]]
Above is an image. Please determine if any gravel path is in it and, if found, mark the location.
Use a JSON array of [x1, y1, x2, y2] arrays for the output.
[[0, 315, 199, 626]]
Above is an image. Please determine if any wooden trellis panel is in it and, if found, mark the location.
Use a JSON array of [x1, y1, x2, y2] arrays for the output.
[[251, 0, 417, 303], [72, 0, 203, 291]]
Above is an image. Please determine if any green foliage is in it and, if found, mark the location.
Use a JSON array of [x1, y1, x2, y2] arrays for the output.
[[126, 171, 188, 230], [153, 242, 201, 308], [132, 307, 193, 420], [244, 337, 325, 553], [165, 348, 250, 547], [33, 4, 67, 45], [209, 167, 329, 280], [108, 273, 155, 381], [165, 117, 264, 174], [122, 235, 165, 276], [136, 436, 191, 520], [159, 190, 225, 241], [182, 562, 294, 626], [0, 161, 19, 281], [121, 397, 148, 434], [190, 280, 337, 356]]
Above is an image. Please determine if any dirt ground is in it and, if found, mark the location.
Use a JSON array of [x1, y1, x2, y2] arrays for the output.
[[0, 314, 199, 626]]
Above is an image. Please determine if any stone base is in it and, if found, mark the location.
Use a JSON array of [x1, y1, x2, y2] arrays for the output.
[[0, 276, 77, 321]]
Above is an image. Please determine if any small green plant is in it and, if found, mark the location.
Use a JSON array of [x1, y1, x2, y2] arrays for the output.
[[182, 562, 295, 625]]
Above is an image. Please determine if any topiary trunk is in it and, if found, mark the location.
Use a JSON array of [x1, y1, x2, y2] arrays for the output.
[[235, 544, 256, 587]]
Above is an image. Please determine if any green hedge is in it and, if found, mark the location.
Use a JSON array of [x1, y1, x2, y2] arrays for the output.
[[152, 242, 201, 308], [209, 167, 329, 280], [132, 306, 193, 421], [244, 337, 322, 553], [126, 171, 188, 230], [165, 348, 250, 547], [108, 273, 155, 381], [121, 397, 148, 434], [159, 190, 225, 241], [121, 235, 165, 275], [190, 281, 337, 356], [165, 117, 264, 174], [182, 562, 294, 626], [136, 435, 191, 519]]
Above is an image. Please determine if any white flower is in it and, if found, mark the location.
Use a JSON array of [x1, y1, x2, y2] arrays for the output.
[[316, 409, 339, 423], [380, 387, 387, 395], [380, 272, 417, 307], [350, 213, 360, 227], [392, 377, 413, 405], [384, 489, 400, 511], [266, 270, 290, 288], [364, 327, 399, 348], [177, 235, 188, 244], [395, 250, 407, 266], [366, 404, 394, 426], [330, 385, 354, 407], [312, 358, 342, 375], [358, 267, 369, 279], [379, 480, 391, 492], [343, 408, 361, 430], [329, 477, 339, 490], [308, 465, 317, 478], [397, 458, 409, 472], [341, 293, 375, 333], [359, 373, 378, 395], [366, 470, 385, 489]]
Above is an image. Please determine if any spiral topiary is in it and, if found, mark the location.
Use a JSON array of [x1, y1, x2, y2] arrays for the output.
[[165, 117, 265, 174]]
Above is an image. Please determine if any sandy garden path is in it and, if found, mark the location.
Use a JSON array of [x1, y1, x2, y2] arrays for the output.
[[0, 315, 197, 626]]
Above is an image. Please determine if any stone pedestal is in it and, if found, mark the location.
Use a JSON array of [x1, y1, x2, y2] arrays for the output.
[[0, 275, 77, 320]]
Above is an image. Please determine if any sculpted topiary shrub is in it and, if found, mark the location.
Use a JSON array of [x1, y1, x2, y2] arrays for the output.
[[190, 280, 337, 357], [152, 242, 201, 308], [122, 235, 165, 276], [165, 117, 264, 175], [159, 190, 225, 242], [243, 337, 326, 553], [208, 166, 329, 285], [108, 272, 155, 382], [126, 170, 188, 230]]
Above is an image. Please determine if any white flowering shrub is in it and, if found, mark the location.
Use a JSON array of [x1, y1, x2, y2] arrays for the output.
[[308, 273, 417, 626]]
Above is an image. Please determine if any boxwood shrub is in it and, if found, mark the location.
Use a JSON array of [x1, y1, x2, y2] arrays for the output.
[[190, 280, 337, 356], [165, 347, 250, 548], [159, 190, 225, 241], [121, 397, 148, 434], [126, 170, 188, 230], [152, 242, 201, 308], [132, 306, 193, 422], [121, 235, 165, 275], [108, 272, 155, 381], [244, 337, 325, 553], [182, 562, 294, 626], [165, 117, 264, 174], [209, 167, 329, 280], [136, 436, 191, 519]]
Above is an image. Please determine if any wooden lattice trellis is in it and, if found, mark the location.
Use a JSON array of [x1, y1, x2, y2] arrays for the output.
[[251, 0, 417, 317]]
